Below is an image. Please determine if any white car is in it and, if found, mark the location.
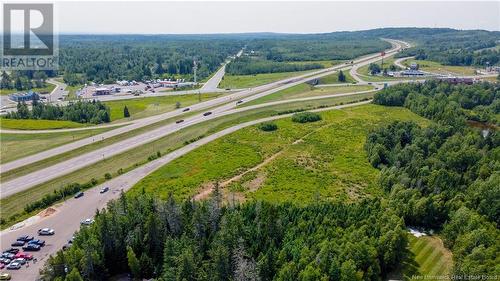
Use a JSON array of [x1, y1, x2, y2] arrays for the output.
[[6, 262, 20, 270], [11, 259, 25, 265], [80, 219, 94, 226], [38, 228, 55, 235]]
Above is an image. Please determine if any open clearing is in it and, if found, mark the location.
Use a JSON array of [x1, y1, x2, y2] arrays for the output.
[[0, 84, 56, 96], [0, 119, 87, 130], [219, 70, 314, 89], [0, 128, 111, 164], [129, 104, 429, 204], [403, 59, 477, 76], [241, 83, 373, 106], [0, 94, 377, 227]]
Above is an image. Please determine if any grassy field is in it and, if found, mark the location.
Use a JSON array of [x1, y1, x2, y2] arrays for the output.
[[0, 128, 112, 164], [0, 119, 87, 130], [0, 94, 377, 226], [318, 70, 356, 84], [104, 93, 224, 121], [0, 84, 56, 96], [392, 235, 453, 281], [403, 59, 477, 76], [242, 83, 374, 106], [130, 105, 429, 204], [289, 60, 344, 68], [219, 70, 314, 89]]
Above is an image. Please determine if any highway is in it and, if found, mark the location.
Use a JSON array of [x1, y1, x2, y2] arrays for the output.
[[0, 100, 371, 281], [0, 39, 405, 177]]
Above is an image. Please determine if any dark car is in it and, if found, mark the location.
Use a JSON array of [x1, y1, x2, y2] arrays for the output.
[[22, 244, 40, 252], [1, 253, 14, 260], [16, 236, 33, 242], [3, 249, 18, 254], [175, 119, 184, 124], [28, 239, 45, 246], [182, 108, 190, 112], [74, 191, 84, 198], [10, 241, 24, 247], [203, 112, 212, 116], [236, 100, 243, 104], [100, 187, 109, 194]]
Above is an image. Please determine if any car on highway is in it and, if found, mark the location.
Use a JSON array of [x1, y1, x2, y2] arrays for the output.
[[203, 112, 212, 116], [10, 241, 24, 247], [22, 244, 40, 252], [28, 239, 45, 246], [100, 187, 109, 193], [16, 235, 33, 242], [81, 218, 94, 226], [14, 252, 32, 260], [0, 272, 11, 280], [38, 228, 55, 235], [236, 100, 244, 104], [182, 108, 190, 112], [175, 119, 184, 124], [6, 262, 20, 270], [74, 191, 84, 198]]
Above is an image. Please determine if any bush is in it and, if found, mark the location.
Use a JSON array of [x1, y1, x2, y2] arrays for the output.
[[258, 122, 278, 132], [104, 173, 112, 180], [291, 112, 322, 123]]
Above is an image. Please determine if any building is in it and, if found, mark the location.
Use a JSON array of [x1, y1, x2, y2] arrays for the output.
[[410, 63, 418, 70], [9, 91, 39, 102], [94, 87, 111, 95], [400, 69, 425, 76]]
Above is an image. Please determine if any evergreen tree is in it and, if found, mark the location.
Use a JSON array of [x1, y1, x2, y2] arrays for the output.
[[338, 70, 346, 82], [124, 105, 130, 118], [127, 246, 141, 279]]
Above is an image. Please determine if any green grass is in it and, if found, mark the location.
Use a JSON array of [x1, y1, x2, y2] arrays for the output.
[[0, 83, 56, 96], [104, 93, 224, 121], [129, 104, 429, 204], [0, 94, 378, 226], [0, 128, 112, 164], [318, 71, 356, 84], [393, 235, 453, 281], [219, 70, 314, 89], [242, 83, 374, 106], [289, 60, 344, 68], [0, 118, 87, 130], [403, 59, 477, 76]]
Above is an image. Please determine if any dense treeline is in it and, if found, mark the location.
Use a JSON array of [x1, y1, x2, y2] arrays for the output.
[[42, 191, 408, 281], [226, 57, 323, 75], [0, 70, 51, 91], [5, 100, 110, 124], [373, 80, 499, 125], [366, 81, 499, 275]]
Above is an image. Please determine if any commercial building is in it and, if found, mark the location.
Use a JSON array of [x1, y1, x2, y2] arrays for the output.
[[94, 87, 111, 95], [9, 91, 40, 102]]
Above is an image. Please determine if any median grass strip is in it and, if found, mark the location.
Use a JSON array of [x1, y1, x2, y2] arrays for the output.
[[0, 128, 112, 164], [0, 118, 87, 130], [130, 104, 429, 204], [219, 70, 314, 89], [318, 70, 356, 84], [0, 93, 377, 227]]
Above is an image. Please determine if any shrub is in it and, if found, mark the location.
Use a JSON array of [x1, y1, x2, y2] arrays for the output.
[[291, 112, 322, 123], [258, 122, 278, 132], [104, 173, 112, 180]]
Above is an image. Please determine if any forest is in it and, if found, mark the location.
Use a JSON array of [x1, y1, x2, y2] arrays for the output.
[[225, 57, 323, 75], [367, 80, 499, 275], [5, 100, 110, 124], [42, 191, 407, 281]]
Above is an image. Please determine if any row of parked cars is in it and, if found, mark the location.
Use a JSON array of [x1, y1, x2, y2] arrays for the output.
[[0, 228, 56, 279]]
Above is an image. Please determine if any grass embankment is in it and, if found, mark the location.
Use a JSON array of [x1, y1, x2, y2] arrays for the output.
[[0, 94, 376, 226], [0, 128, 111, 164], [242, 83, 374, 106], [318, 70, 356, 84], [394, 235, 453, 281], [0, 84, 56, 96], [403, 59, 477, 76], [130, 104, 429, 204], [0, 119, 86, 130], [104, 93, 223, 121], [219, 70, 314, 89]]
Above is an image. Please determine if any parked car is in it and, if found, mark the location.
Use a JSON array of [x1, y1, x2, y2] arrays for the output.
[[0, 254, 13, 260], [100, 187, 109, 194], [14, 252, 32, 260], [175, 119, 184, 124], [182, 108, 190, 112], [6, 263, 20, 270], [203, 112, 212, 116], [22, 244, 40, 252], [2, 249, 18, 255], [80, 219, 94, 226], [0, 264, 4, 270], [28, 239, 45, 246], [16, 235, 34, 242], [11, 258, 25, 265], [0, 259, 11, 265], [38, 228, 55, 235], [0, 272, 11, 280], [10, 241, 24, 247], [74, 191, 84, 198]]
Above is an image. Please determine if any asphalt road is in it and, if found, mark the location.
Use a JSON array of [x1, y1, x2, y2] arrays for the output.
[[0, 39, 405, 179], [0, 100, 371, 281]]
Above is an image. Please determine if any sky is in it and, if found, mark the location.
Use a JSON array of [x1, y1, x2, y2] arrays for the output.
[[3, 1, 500, 34]]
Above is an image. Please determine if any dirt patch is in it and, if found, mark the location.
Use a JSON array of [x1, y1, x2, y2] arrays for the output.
[[245, 173, 266, 192], [38, 207, 57, 218], [192, 182, 215, 201]]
